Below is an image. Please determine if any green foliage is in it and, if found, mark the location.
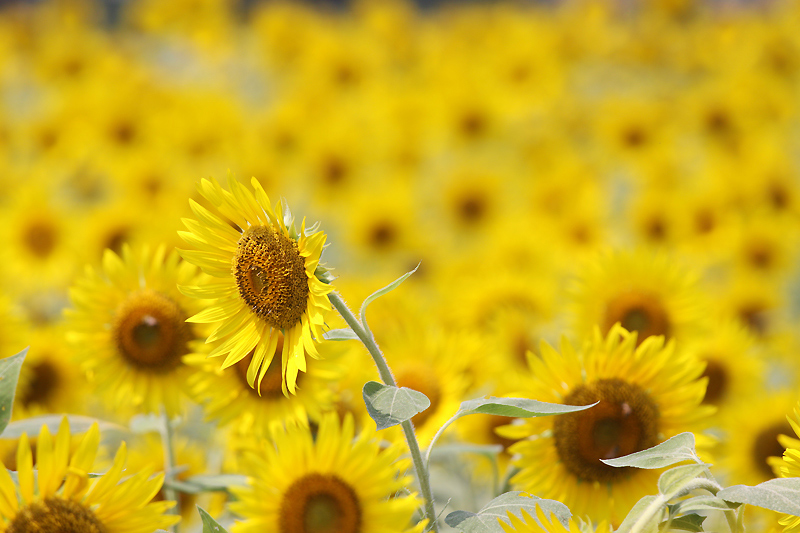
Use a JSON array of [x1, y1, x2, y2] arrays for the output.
[[718, 478, 800, 515], [198, 506, 230, 533], [445, 492, 571, 533], [661, 513, 706, 532], [658, 465, 710, 499], [359, 264, 419, 326], [458, 397, 598, 418], [322, 328, 359, 341], [1, 414, 127, 439], [616, 495, 662, 533], [0, 348, 26, 435], [362, 381, 431, 430], [600, 433, 702, 469]]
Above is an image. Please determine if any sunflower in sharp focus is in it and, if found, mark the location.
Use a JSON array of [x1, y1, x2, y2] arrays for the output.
[[0, 418, 179, 533], [569, 249, 705, 345], [500, 507, 610, 533], [498, 326, 714, 525], [229, 413, 424, 533], [65, 244, 203, 416], [773, 403, 800, 533], [178, 176, 332, 396]]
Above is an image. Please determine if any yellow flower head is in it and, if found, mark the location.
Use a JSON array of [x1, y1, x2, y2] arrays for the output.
[[178, 177, 333, 396], [0, 418, 179, 533]]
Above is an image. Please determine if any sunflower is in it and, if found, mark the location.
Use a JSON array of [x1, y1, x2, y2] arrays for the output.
[[771, 402, 800, 533], [569, 249, 705, 346], [500, 507, 610, 533], [498, 325, 714, 525], [65, 244, 203, 416], [178, 176, 332, 396], [228, 413, 424, 533], [0, 417, 179, 533], [183, 332, 341, 437]]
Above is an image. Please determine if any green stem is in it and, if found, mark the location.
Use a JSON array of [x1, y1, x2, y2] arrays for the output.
[[160, 407, 180, 533], [329, 292, 439, 533], [735, 504, 746, 533], [424, 411, 464, 470]]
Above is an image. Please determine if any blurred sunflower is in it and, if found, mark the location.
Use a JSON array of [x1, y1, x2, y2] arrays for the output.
[[229, 413, 424, 533], [499, 326, 713, 525], [569, 249, 704, 345], [0, 418, 179, 533], [178, 177, 332, 396], [184, 332, 341, 436], [65, 244, 202, 416], [500, 507, 609, 533]]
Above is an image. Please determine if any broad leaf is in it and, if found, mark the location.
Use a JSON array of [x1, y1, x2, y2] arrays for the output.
[[616, 495, 663, 533], [601, 433, 699, 469], [359, 264, 419, 325], [660, 513, 706, 532], [322, 328, 359, 341], [198, 506, 230, 533], [184, 474, 248, 492], [669, 495, 739, 515], [718, 478, 800, 515], [445, 492, 571, 533], [0, 348, 26, 434], [1, 414, 127, 439], [362, 381, 430, 430], [658, 464, 709, 499], [458, 397, 597, 418]]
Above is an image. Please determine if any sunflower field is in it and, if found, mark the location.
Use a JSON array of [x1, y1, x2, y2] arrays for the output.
[[2, 0, 800, 531]]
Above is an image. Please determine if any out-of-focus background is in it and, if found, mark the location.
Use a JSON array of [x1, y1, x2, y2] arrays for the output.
[[2, 0, 800, 529]]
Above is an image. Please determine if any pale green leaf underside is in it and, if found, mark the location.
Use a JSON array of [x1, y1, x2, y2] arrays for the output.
[[0, 348, 27, 435], [662, 513, 706, 532], [362, 381, 431, 430], [615, 495, 662, 533], [718, 478, 800, 516], [322, 328, 359, 341], [445, 491, 571, 533], [601, 432, 698, 469], [459, 397, 597, 418], [658, 464, 709, 499], [198, 506, 230, 533]]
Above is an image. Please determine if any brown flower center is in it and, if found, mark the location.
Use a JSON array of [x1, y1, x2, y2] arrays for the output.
[[234, 335, 285, 397], [553, 378, 659, 483], [603, 291, 671, 343], [19, 359, 61, 408], [279, 474, 362, 533], [7, 498, 107, 533], [701, 358, 728, 405], [752, 421, 792, 480], [23, 220, 58, 259], [233, 225, 309, 330], [113, 289, 189, 372]]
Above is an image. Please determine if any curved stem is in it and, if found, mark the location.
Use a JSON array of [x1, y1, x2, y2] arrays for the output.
[[424, 411, 464, 470], [329, 292, 439, 533], [160, 407, 180, 533]]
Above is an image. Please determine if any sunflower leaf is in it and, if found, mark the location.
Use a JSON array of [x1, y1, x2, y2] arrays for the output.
[[0, 414, 128, 440], [718, 478, 800, 515], [616, 494, 664, 533], [322, 328, 359, 341], [428, 443, 504, 459], [444, 491, 571, 532], [183, 474, 248, 492], [198, 506, 230, 533], [458, 397, 597, 418], [600, 433, 700, 469], [668, 495, 740, 515], [659, 513, 706, 532], [0, 348, 26, 434], [658, 464, 710, 499], [359, 264, 419, 326], [362, 381, 430, 430]]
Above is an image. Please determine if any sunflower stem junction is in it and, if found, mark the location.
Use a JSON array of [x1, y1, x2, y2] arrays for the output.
[[160, 407, 181, 533], [329, 291, 440, 533]]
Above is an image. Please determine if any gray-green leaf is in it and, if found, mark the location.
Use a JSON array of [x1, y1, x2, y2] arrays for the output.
[[658, 464, 709, 499], [362, 381, 430, 430], [718, 478, 800, 516], [445, 491, 571, 533], [0, 348, 26, 434], [660, 513, 706, 532], [198, 506, 230, 533], [359, 264, 419, 325], [616, 495, 664, 533], [669, 495, 739, 515], [1, 414, 127, 439], [601, 433, 700, 469], [322, 328, 359, 341], [458, 397, 597, 418], [184, 474, 248, 492]]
